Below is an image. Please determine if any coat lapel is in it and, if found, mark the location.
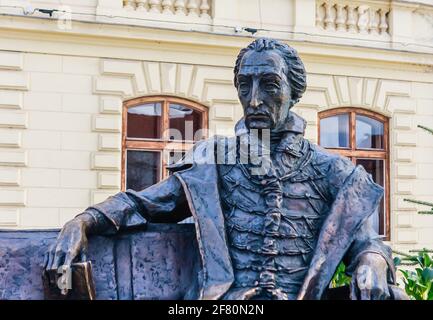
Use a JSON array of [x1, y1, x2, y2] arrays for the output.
[[173, 139, 234, 300]]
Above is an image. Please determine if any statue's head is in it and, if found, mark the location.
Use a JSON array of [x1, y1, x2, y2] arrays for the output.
[[234, 38, 306, 130]]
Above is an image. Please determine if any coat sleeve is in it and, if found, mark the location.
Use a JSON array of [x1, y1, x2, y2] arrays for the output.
[[81, 174, 191, 235], [343, 213, 396, 283], [82, 138, 218, 234], [324, 154, 396, 283]]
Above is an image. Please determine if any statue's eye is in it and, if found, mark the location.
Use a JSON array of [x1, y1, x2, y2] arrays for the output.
[[239, 82, 250, 95], [264, 83, 279, 93]]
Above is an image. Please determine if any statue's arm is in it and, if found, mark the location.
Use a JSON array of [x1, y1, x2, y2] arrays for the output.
[[343, 215, 395, 283], [342, 216, 396, 300], [81, 174, 191, 235], [324, 153, 394, 299], [44, 174, 190, 273], [323, 153, 394, 280]]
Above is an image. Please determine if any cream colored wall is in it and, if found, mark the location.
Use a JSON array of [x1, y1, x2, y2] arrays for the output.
[[0, 49, 243, 228], [0, 0, 432, 251], [0, 47, 432, 252]]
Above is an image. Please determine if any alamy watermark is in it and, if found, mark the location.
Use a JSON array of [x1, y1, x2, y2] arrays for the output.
[[164, 120, 272, 176], [56, 265, 72, 295]]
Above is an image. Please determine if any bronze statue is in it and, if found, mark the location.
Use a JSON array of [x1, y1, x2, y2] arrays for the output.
[[44, 38, 406, 300]]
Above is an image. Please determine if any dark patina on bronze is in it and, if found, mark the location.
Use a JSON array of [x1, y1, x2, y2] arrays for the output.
[[27, 39, 410, 300]]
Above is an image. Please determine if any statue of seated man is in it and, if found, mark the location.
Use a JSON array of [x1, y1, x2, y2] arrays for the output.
[[44, 38, 406, 300]]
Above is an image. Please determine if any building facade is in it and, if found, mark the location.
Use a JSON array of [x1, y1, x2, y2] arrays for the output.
[[0, 0, 432, 253]]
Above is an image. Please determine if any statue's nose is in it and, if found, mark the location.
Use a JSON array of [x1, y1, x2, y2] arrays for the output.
[[250, 96, 262, 108], [250, 82, 262, 108]]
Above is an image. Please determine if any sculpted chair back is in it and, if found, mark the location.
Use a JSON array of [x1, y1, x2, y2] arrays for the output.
[[0, 224, 200, 300]]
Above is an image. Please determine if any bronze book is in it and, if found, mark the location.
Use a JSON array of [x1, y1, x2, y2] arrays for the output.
[[43, 261, 96, 300]]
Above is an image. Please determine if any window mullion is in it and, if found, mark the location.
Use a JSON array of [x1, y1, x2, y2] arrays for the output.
[[160, 148, 168, 180], [125, 140, 166, 150], [350, 111, 356, 151], [122, 103, 127, 191], [162, 98, 170, 141]]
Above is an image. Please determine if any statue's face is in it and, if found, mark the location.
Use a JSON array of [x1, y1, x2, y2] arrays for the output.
[[236, 49, 292, 130]]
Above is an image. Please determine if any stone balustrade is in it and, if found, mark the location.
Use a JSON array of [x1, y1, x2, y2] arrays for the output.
[[122, 0, 211, 18], [316, 0, 390, 36], [0, 0, 431, 54]]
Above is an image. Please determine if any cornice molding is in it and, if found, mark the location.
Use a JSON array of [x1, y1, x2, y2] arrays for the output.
[[0, 14, 432, 72]]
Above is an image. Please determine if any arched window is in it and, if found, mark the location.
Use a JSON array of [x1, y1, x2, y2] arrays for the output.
[[122, 96, 208, 191], [318, 108, 390, 240]]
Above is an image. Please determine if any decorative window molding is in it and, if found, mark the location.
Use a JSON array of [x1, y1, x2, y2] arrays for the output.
[[122, 95, 208, 191]]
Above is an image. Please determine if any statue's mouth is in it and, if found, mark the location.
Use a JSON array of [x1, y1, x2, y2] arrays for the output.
[[247, 114, 270, 121]]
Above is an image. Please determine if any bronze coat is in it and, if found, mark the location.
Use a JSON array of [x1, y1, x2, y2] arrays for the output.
[[89, 117, 394, 300], [169, 137, 392, 300]]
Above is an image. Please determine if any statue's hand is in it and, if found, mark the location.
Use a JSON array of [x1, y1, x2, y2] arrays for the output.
[[350, 252, 390, 300], [44, 213, 94, 276]]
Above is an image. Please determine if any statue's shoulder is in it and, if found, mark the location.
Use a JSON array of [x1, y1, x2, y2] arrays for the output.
[[308, 141, 356, 181]]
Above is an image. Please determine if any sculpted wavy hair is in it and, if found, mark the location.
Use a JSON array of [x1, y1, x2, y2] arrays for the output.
[[234, 38, 307, 105]]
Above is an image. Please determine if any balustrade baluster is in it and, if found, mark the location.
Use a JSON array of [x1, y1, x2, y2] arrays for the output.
[[174, 0, 186, 15], [357, 5, 369, 34], [324, 1, 335, 31], [379, 9, 389, 34], [149, 0, 161, 13], [316, 2, 324, 28], [369, 9, 379, 35], [200, 0, 210, 18], [187, 0, 199, 17], [162, 0, 173, 14], [346, 5, 356, 33], [335, 4, 346, 32], [124, 0, 136, 10], [136, 0, 148, 11]]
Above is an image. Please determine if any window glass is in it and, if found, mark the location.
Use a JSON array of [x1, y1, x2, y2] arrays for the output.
[[319, 110, 389, 238], [126, 150, 161, 191], [319, 114, 350, 148], [127, 103, 162, 139], [356, 115, 384, 149], [356, 159, 385, 236], [169, 104, 203, 141], [124, 97, 207, 192]]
